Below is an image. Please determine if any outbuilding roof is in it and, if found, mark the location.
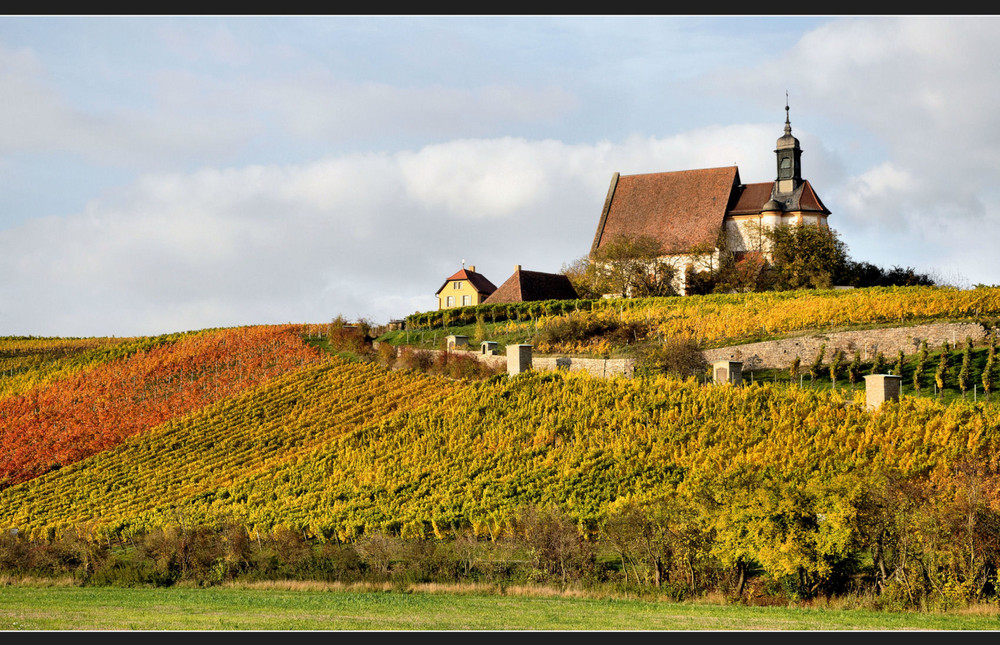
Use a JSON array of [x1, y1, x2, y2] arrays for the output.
[[483, 268, 578, 304]]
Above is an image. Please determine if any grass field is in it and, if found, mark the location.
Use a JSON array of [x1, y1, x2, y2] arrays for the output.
[[1, 585, 999, 631]]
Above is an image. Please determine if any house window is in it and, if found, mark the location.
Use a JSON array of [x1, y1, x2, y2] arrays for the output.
[[453, 281, 462, 289], [462, 295, 472, 306], [446, 296, 454, 307]]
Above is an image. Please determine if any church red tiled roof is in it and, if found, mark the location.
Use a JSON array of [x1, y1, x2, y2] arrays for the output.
[[731, 180, 829, 215], [729, 182, 775, 215], [591, 167, 740, 256]]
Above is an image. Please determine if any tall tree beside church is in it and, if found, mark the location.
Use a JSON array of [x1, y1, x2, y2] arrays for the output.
[[765, 224, 849, 290]]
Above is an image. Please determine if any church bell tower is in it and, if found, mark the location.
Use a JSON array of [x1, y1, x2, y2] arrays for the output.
[[773, 99, 802, 197]]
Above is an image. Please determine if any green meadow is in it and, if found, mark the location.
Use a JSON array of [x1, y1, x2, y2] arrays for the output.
[[1, 585, 999, 631]]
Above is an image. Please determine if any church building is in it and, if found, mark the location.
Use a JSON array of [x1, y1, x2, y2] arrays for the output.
[[589, 105, 831, 294]]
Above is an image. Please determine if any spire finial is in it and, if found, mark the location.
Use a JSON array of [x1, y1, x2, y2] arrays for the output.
[[784, 91, 792, 135]]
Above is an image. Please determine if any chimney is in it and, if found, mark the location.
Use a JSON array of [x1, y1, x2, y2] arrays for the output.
[[467, 265, 475, 272], [514, 264, 521, 272]]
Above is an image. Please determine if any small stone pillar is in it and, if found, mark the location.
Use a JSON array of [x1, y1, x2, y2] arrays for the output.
[[865, 374, 902, 410], [445, 335, 468, 350], [712, 360, 743, 385], [481, 341, 498, 355], [507, 343, 532, 375]]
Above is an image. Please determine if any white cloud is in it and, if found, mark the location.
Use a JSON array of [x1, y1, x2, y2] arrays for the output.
[[0, 128, 787, 337]]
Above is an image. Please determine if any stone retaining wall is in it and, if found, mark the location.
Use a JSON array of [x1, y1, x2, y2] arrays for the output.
[[384, 345, 635, 378], [531, 355, 635, 378], [701, 322, 990, 370]]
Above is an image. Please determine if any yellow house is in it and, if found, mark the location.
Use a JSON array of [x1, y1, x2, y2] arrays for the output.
[[435, 265, 497, 310]]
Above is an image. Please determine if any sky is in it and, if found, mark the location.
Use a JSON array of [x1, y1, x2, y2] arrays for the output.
[[1, 15, 999, 337]]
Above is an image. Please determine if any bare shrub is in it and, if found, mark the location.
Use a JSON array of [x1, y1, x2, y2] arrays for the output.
[[635, 336, 707, 379], [514, 505, 592, 585], [354, 532, 402, 577], [396, 347, 434, 372]]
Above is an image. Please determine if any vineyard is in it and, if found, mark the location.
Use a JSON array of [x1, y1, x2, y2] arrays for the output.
[[1, 304, 1000, 605], [0, 326, 327, 487]]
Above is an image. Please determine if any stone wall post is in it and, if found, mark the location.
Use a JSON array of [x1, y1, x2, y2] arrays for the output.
[[507, 344, 533, 375], [865, 374, 902, 410], [445, 335, 468, 350], [712, 360, 743, 385]]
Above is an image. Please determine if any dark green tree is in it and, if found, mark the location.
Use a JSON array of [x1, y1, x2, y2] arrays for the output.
[[848, 351, 862, 386], [765, 224, 849, 290]]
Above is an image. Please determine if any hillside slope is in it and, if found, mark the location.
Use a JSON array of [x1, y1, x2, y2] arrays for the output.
[[4, 362, 998, 545]]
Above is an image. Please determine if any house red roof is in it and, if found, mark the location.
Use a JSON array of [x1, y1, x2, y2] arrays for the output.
[[434, 268, 498, 296], [483, 268, 579, 304], [591, 167, 740, 256]]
